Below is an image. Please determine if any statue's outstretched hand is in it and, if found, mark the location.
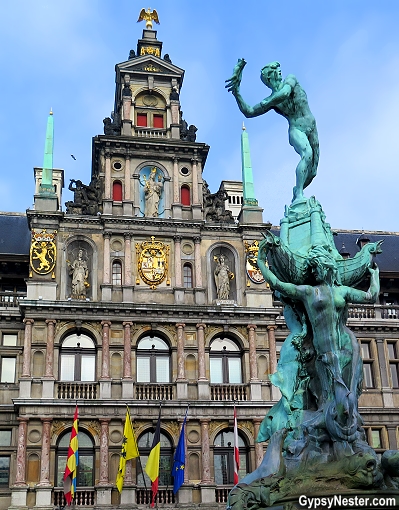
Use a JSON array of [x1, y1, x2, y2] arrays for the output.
[[225, 58, 246, 95]]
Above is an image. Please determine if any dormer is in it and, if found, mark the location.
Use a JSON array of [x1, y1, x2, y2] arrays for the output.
[[113, 29, 185, 140]]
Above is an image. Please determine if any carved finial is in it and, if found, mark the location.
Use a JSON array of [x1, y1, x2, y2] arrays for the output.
[[242, 122, 246, 131], [137, 8, 160, 30], [49, 108, 53, 116]]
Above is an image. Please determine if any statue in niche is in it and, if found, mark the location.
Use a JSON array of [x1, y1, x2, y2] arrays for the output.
[[143, 167, 163, 217], [214, 254, 234, 300], [67, 249, 89, 299], [226, 59, 319, 203]]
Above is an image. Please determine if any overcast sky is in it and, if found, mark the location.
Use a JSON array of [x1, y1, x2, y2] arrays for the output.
[[0, 1, 398, 233]]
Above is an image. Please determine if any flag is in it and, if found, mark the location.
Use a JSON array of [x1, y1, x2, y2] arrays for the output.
[[145, 408, 161, 507], [63, 406, 79, 506], [172, 411, 187, 494], [233, 406, 240, 485], [116, 407, 140, 492]]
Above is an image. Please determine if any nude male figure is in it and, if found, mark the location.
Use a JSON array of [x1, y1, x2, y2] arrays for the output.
[[226, 59, 319, 202]]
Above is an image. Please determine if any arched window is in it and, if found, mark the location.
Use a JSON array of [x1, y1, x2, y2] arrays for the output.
[[136, 336, 170, 383], [214, 429, 249, 485], [112, 260, 122, 285], [113, 181, 123, 201], [183, 263, 193, 288], [210, 338, 242, 384], [181, 185, 190, 206], [56, 430, 94, 488], [137, 430, 173, 487], [60, 334, 96, 382]]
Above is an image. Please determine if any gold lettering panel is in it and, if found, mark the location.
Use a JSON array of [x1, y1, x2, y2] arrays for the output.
[[30, 229, 57, 276], [136, 236, 169, 289]]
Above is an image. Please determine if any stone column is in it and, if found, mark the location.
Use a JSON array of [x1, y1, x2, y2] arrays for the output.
[[124, 157, 131, 200], [15, 418, 28, 486], [191, 158, 199, 204], [122, 97, 132, 136], [44, 320, 56, 377], [248, 324, 261, 401], [100, 321, 111, 399], [176, 323, 186, 381], [103, 233, 111, 285], [101, 321, 111, 379], [193, 236, 203, 287], [38, 418, 52, 485], [124, 233, 132, 285], [200, 419, 211, 483], [197, 324, 207, 381], [173, 157, 179, 203], [97, 419, 112, 506], [104, 153, 111, 199], [253, 419, 264, 468], [122, 321, 134, 399], [99, 419, 110, 485], [247, 325, 258, 381], [176, 323, 187, 399], [174, 236, 182, 287], [267, 325, 280, 401], [22, 319, 33, 377]]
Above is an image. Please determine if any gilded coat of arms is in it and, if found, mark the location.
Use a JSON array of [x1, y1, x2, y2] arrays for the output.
[[30, 229, 57, 276], [136, 236, 169, 289], [244, 240, 266, 284]]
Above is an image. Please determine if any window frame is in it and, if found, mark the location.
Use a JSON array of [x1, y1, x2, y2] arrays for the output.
[[59, 333, 96, 382], [136, 336, 171, 383], [183, 263, 193, 289], [209, 337, 242, 384], [213, 429, 249, 485], [112, 260, 123, 286], [55, 430, 95, 488], [387, 340, 399, 389], [136, 430, 173, 487], [360, 340, 376, 389]]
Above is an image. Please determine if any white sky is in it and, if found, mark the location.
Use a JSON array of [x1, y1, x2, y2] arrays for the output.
[[0, 0, 398, 232]]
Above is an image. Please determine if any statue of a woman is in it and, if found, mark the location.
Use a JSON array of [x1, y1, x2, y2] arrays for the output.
[[257, 243, 380, 444], [68, 249, 89, 299], [214, 254, 234, 300], [144, 167, 163, 217]]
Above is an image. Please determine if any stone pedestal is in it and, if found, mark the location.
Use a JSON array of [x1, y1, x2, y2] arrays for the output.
[[100, 284, 112, 301], [245, 288, 273, 308], [34, 485, 52, 509], [41, 378, 54, 399], [198, 380, 210, 399], [26, 281, 57, 301], [172, 203, 183, 219], [174, 288, 185, 304], [99, 379, 111, 399], [95, 485, 112, 505], [192, 204, 202, 220], [194, 288, 206, 305], [177, 484, 193, 504], [102, 199, 113, 215], [19, 379, 31, 399], [9, 486, 28, 510], [122, 285, 134, 302], [238, 204, 264, 224], [120, 486, 136, 505], [176, 380, 188, 399], [200, 484, 217, 504], [250, 381, 262, 401], [122, 380, 134, 399], [122, 200, 133, 216]]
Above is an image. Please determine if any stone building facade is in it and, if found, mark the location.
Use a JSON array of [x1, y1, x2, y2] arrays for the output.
[[0, 26, 398, 510]]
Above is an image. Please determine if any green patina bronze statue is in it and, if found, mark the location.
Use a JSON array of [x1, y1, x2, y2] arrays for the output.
[[226, 59, 399, 509], [226, 59, 319, 203]]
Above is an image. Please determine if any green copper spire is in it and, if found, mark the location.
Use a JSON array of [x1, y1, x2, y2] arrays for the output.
[[241, 123, 258, 206], [40, 109, 55, 194]]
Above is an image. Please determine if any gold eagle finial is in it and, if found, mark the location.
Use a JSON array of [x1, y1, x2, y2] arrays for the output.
[[137, 8, 160, 30]]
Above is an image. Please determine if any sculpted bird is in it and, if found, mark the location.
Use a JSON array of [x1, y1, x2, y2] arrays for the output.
[[137, 8, 160, 30]]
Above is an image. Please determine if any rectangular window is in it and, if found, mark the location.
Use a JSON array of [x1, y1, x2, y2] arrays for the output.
[[60, 354, 75, 381], [371, 429, 382, 449], [210, 358, 223, 384], [137, 113, 147, 127], [0, 358, 16, 383], [387, 341, 399, 388], [2, 334, 17, 346], [360, 341, 375, 388], [153, 114, 164, 128], [81, 355, 96, 382], [137, 357, 150, 383], [78, 455, 94, 486], [156, 357, 169, 383], [0, 457, 10, 485], [228, 358, 242, 383]]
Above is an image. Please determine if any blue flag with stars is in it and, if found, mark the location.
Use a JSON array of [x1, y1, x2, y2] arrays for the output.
[[172, 413, 187, 494]]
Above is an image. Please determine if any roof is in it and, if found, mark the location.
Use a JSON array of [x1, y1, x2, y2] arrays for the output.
[[0, 213, 30, 256]]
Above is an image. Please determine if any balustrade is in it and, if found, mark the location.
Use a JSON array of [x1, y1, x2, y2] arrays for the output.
[[0, 291, 25, 307], [57, 382, 98, 400], [135, 128, 167, 138], [215, 487, 232, 503], [136, 488, 175, 504], [135, 383, 174, 400], [210, 384, 248, 401], [53, 489, 95, 506]]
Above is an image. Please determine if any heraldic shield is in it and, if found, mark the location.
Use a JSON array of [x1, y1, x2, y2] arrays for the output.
[[30, 229, 57, 276], [136, 236, 169, 289]]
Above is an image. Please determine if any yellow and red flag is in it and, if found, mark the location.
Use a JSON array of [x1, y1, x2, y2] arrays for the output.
[[63, 406, 79, 506], [145, 409, 162, 507], [116, 406, 140, 492]]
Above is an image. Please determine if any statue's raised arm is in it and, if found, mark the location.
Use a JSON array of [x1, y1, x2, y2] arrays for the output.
[[226, 59, 319, 203]]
